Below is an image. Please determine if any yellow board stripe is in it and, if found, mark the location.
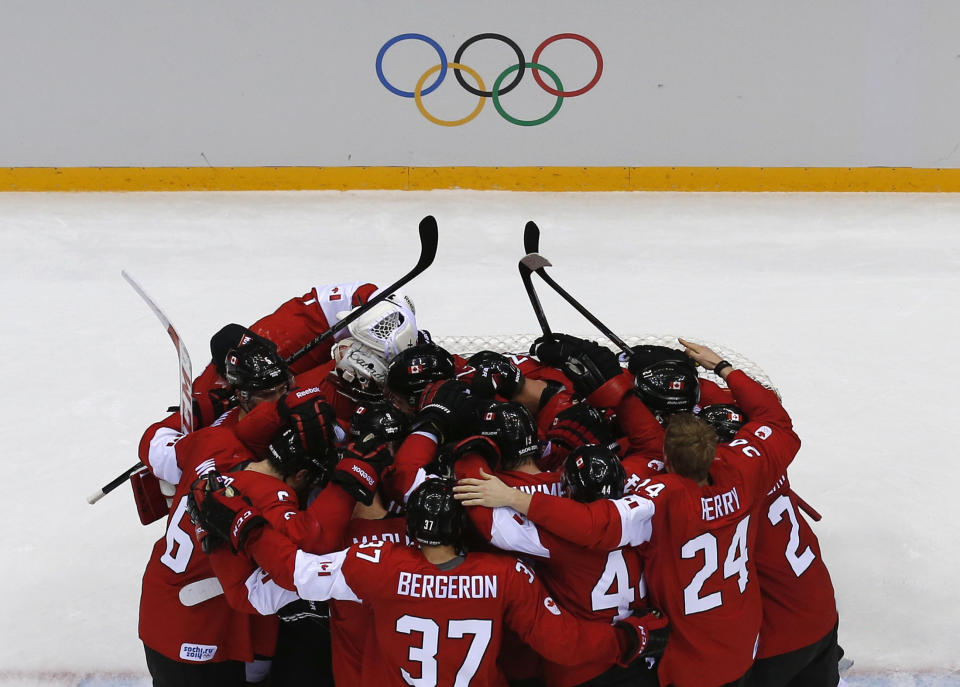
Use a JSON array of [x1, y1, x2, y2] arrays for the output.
[[2, 166, 960, 192]]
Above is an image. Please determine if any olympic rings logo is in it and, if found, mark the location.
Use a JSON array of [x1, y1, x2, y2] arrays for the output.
[[375, 33, 603, 127]]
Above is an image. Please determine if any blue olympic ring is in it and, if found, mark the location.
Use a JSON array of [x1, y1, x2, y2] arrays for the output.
[[376, 33, 448, 98]]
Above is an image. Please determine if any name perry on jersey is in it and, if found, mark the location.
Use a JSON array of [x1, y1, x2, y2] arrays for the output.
[[701, 487, 741, 522], [397, 572, 498, 599]]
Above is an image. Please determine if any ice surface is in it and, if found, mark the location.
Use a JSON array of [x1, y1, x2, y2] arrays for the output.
[[0, 190, 956, 684]]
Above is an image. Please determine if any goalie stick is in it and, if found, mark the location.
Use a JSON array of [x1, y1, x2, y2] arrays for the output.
[[519, 222, 632, 355], [519, 221, 552, 336], [287, 215, 439, 364], [86, 272, 194, 505]]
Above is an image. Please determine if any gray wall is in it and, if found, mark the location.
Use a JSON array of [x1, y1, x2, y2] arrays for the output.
[[1, 0, 957, 167]]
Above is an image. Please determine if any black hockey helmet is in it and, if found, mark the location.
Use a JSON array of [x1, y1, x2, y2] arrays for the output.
[[266, 426, 336, 488], [386, 342, 456, 408], [478, 401, 540, 470], [562, 444, 626, 503], [634, 360, 700, 414], [210, 324, 273, 377], [224, 339, 292, 409], [627, 344, 697, 377], [406, 478, 466, 547], [349, 401, 409, 451], [697, 404, 747, 442]]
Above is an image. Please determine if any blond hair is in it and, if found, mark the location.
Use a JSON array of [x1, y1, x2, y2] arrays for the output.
[[664, 413, 718, 482]]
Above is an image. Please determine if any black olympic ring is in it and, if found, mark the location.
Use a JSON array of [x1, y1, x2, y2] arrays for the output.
[[376, 32, 603, 126], [453, 33, 525, 98]]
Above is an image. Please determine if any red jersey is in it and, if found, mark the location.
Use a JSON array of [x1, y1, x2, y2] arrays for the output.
[[468, 495, 645, 686], [138, 412, 277, 663], [754, 474, 837, 658], [250, 281, 377, 374], [329, 516, 412, 686], [244, 532, 623, 687], [205, 471, 357, 614], [523, 371, 802, 687]]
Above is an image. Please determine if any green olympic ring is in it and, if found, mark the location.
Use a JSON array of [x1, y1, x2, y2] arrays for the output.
[[492, 62, 563, 127], [380, 32, 601, 127]]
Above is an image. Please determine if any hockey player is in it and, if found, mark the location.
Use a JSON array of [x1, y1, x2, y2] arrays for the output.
[[138, 336, 295, 686], [457, 444, 662, 687], [696, 402, 842, 686], [192, 477, 669, 687], [454, 339, 803, 687]]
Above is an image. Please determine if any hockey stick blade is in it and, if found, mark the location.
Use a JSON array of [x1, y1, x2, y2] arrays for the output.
[[527, 254, 633, 355], [523, 221, 540, 255], [121, 271, 194, 434], [518, 253, 552, 336], [519, 253, 552, 272], [287, 215, 439, 364], [87, 461, 145, 504]]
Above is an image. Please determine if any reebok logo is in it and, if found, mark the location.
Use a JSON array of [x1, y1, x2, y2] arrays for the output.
[[296, 386, 321, 399], [351, 465, 375, 487]]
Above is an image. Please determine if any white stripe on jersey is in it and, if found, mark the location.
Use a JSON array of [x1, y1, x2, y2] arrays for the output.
[[614, 495, 656, 547], [146, 426, 184, 485], [245, 567, 300, 615], [293, 549, 361, 603], [490, 507, 551, 558]]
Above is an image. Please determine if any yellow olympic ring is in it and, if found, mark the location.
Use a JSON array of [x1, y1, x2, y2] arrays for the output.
[[414, 62, 486, 127]]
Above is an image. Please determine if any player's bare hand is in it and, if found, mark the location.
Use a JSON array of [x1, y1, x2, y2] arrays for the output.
[[454, 469, 521, 509], [678, 338, 723, 369]]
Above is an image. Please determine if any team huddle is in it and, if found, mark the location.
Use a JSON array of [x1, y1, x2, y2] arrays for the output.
[[133, 280, 842, 687]]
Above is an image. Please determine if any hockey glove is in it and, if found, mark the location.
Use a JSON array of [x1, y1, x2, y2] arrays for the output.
[[615, 609, 670, 665], [192, 387, 238, 428], [187, 471, 267, 554], [412, 380, 480, 444], [562, 343, 633, 407], [542, 403, 613, 471], [279, 393, 337, 458], [466, 351, 524, 400], [277, 598, 330, 625], [529, 333, 594, 367], [331, 441, 394, 506]]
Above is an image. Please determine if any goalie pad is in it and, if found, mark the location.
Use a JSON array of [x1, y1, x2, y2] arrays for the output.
[[130, 468, 170, 526], [341, 289, 417, 360]]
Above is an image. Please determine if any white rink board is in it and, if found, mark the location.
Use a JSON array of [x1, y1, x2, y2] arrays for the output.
[[0, 191, 957, 680]]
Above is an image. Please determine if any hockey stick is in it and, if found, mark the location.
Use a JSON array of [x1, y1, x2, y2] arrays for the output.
[[287, 215, 440, 364], [523, 220, 540, 255], [519, 252, 633, 355], [122, 271, 195, 435], [518, 221, 551, 336], [87, 272, 195, 505], [87, 463, 145, 505]]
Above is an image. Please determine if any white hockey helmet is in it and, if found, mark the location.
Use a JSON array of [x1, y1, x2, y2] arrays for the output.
[[341, 289, 417, 361], [330, 338, 389, 403]]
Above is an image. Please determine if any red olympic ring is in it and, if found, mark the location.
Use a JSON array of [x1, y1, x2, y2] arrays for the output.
[[531, 33, 603, 98]]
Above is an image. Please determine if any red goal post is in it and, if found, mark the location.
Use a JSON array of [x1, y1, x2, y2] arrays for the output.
[[434, 334, 777, 394]]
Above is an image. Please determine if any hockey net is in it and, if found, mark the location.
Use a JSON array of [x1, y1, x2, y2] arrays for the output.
[[434, 334, 777, 393]]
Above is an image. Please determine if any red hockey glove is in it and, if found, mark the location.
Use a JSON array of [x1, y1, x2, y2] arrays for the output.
[[192, 387, 238, 428], [412, 380, 480, 444], [615, 609, 670, 665], [466, 351, 524, 400], [331, 442, 394, 506], [542, 403, 613, 470], [187, 471, 266, 554]]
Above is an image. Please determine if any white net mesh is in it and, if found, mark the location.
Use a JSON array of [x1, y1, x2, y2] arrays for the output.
[[433, 334, 777, 393]]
